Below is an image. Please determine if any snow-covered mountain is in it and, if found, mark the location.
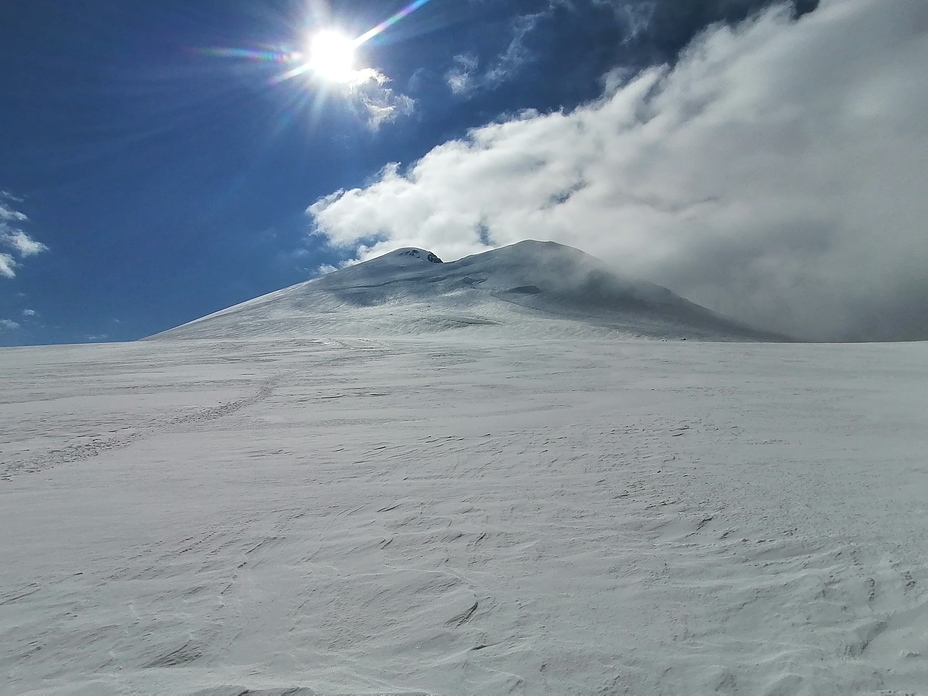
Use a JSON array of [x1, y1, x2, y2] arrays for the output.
[[153, 240, 784, 341], [16, 241, 928, 696], [3, 238, 928, 694]]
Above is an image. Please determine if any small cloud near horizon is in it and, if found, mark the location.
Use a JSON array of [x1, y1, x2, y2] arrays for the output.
[[309, 0, 928, 341]]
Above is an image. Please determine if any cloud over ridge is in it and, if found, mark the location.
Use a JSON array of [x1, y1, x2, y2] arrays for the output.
[[309, 0, 928, 341]]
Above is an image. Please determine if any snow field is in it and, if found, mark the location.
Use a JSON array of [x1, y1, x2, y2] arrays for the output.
[[1, 336, 927, 695]]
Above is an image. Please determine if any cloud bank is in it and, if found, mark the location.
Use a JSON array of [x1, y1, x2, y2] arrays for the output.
[[309, 0, 928, 341]]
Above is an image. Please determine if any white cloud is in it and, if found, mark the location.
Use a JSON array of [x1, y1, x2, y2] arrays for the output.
[[0, 194, 49, 279], [482, 13, 540, 85], [346, 70, 415, 129], [0, 318, 20, 331], [615, 1, 658, 42], [0, 201, 27, 222], [446, 53, 479, 95], [445, 12, 543, 96], [310, 0, 928, 341], [0, 253, 16, 279], [23, 308, 36, 317], [1, 229, 48, 257]]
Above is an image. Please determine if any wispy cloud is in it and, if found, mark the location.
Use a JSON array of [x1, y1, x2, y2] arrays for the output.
[[0, 194, 27, 222], [445, 12, 543, 95], [446, 53, 480, 95], [482, 13, 541, 85], [612, 1, 659, 42], [1, 229, 47, 257], [0, 192, 49, 279], [349, 72, 416, 129], [310, 0, 928, 341], [0, 254, 15, 280], [0, 318, 21, 331]]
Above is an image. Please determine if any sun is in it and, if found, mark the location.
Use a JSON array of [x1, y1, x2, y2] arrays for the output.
[[204, 1, 436, 89], [306, 29, 358, 83]]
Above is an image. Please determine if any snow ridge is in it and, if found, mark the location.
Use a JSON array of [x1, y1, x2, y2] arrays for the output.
[[152, 240, 783, 341]]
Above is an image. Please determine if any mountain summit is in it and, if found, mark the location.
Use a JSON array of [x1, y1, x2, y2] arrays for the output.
[[153, 241, 782, 341]]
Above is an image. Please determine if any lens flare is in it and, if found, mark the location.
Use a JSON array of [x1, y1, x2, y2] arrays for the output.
[[354, 0, 434, 46], [198, 0, 435, 86]]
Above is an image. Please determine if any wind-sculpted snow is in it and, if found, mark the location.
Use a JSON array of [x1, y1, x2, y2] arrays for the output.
[[1, 335, 926, 695], [154, 241, 784, 341]]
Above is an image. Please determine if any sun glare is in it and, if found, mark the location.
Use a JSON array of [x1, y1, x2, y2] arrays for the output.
[[307, 30, 357, 83], [205, 1, 437, 89]]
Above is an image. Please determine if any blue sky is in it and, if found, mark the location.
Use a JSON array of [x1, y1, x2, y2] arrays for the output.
[[3, 0, 927, 344]]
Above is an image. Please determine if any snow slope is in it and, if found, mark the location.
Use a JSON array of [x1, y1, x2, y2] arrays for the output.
[[153, 241, 784, 341], [2, 241, 926, 695], [2, 333, 926, 696]]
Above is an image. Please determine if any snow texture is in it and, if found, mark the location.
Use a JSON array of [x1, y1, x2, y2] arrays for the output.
[[2, 242, 926, 695]]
